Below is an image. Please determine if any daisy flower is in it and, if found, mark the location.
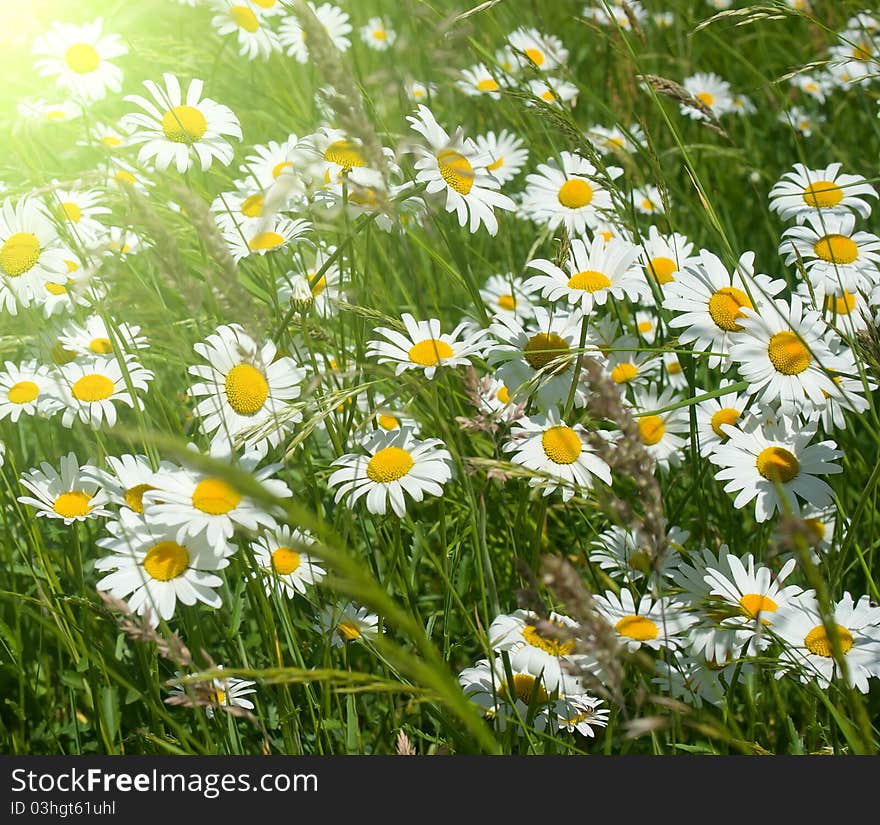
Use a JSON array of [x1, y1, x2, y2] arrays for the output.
[[222, 215, 311, 263], [585, 123, 645, 156], [80, 120, 132, 151], [815, 342, 875, 431], [49, 186, 110, 245], [653, 655, 743, 709], [457, 63, 504, 99], [602, 332, 660, 395], [524, 234, 648, 313], [18, 452, 112, 524], [473, 130, 529, 185], [633, 184, 665, 216], [503, 407, 612, 502], [250, 525, 326, 598], [629, 387, 691, 469], [728, 294, 843, 416], [276, 244, 342, 317], [0, 360, 62, 422], [694, 380, 751, 457], [329, 426, 453, 517], [143, 447, 292, 552], [366, 312, 487, 379], [315, 600, 380, 647], [39, 260, 102, 318], [121, 73, 242, 173], [188, 323, 307, 456], [507, 27, 568, 71], [769, 163, 877, 224], [405, 80, 435, 102], [593, 588, 697, 653], [234, 134, 307, 200], [16, 98, 82, 124], [168, 665, 257, 719], [778, 106, 825, 137], [773, 592, 880, 693], [278, 2, 352, 63], [0, 196, 70, 315], [32, 18, 127, 101], [479, 272, 539, 321], [681, 72, 735, 120], [589, 524, 687, 584], [789, 73, 831, 103], [57, 315, 148, 359], [636, 225, 698, 302], [663, 249, 787, 368], [407, 104, 516, 236], [360, 17, 396, 50], [520, 151, 622, 236], [95, 512, 228, 628], [709, 414, 842, 522], [91, 453, 172, 515], [57, 354, 153, 428], [210, 1, 281, 60]]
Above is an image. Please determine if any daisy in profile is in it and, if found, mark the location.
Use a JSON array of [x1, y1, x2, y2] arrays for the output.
[[121, 74, 242, 173], [780, 213, 880, 296], [210, 1, 281, 60], [589, 524, 687, 584], [0, 361, 62, 422], [507, 27, 568, 71], [188, 323, 307, 456], [91, 453, 173, 515], [636, 226, 698, 302], [18, 452, 112, 524], [728, 295, 842, 416], [480, 272, 538, 321], [663, 249, 787, 368], [222, 215, 311, 263], [524, 234, 648, 314], [633, 184, 665, 216], [473, 130, 529, 185], [815, 342, 875, 432], [520, 151, 622, 236], [407, 105, 516, 236], [681, 72, 735, 120], [250, 525, 326, 598], [629, 387, 690, 469], [277, 244, 342, 317], [278, 2, 352, 63], [488, 306, 590, 409], [94, 512, 228, 628], [769, 163, 877, 224], [602, 332, 660, 395], [694, 380, 751, 457], [366, 312, 487, 380], [653, 656, 737, 709], [504, 407, 612, 502], [457, 63, 504, 99], [773, 591, 880, 693], [57, 315, 148, 358], [329, 426, 453, 517], [49, 186, 110, 246], [710, 414, 842, 522], [360, 17, 396, 50], [585, 123, 645, 156], [168, 665, 257, 719], [233, 134, 307, 203], [32, 18, 127, 101], [57, 354, 153, 428], [592, 588, 697, 653], [778, 106, 824, 138], [0, 196, 70, 315], [405, 80, 435, 102], [316, 600, 380, 647]]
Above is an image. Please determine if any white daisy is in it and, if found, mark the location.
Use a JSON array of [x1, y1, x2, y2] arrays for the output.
[[360, 17, 396, 50], [589, 524, 687, 584], [168, 664, 257, 719], [18, 452, 112, 524], [0, 360, 63, 422], [585, 123, 646, 156], [278, 2, 352, 63], [222, 214, 311, 263], [593, 588, 697, 653], [250, 525, 326, 598], [57, 354, 153, 428], [315, 600, 380, 647], [636, 225, 698, 304], [90, 453, 174, 515], [210, 1, 281, 60], [769, 163, 877, 224], [633, 184, 665, 216], [57, 315, 148, 359], [778, 105, 825, 137], [680, 72, 735, 120], [694, 380, 751, 457], [507, 27, 568, 71], [473, 130, 529, 185], [457, 63, 504, 99], [48, 186, 110, 246], [479, 272, 539, 321], [629, 387, 691, 469]]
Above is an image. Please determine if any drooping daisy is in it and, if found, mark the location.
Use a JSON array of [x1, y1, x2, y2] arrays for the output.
[[360, 16, 396, 50], [504, 407, 612, 501], [524, 234, 648, 313], [188, 323, 306, 456], [57, 354, 153, 428], [585, 123, 645, 156], [121, 73, 242, 173], [663, 249, 787, 368], [250, 525, 326, 598], [18, 452, 112, 524], [168, 664, 257, 719], [407, 105, 516, 236], [0, 360, 62, 422], [366, 312, 487, 380], [473, 130, 529, 185], [479, 272, 539, 321], [629, 387, 691, 469], [328, 426, 453, 517], [49, 186, 110, 246], [278, 2, 352, 63], [680, 72, 735, 120], [589, 524, 687, 584], [315, 600, 380, 647], [602, 332, 661, 395], [593, 588, 697, 653], [222, 214, 311, 263], [38, 259, 103, 318], [457, 63, 505, 99], [710, 414, 842, 522], [32, 18, 127, 101], [507, 27, 568, 71], [694, 380, 751, 457], [769, 163, 877, 224], [94, 512, 228, 628], [210, 1, 281, 60], [57, 315, 148, 359], [773, 591, 880, 693]]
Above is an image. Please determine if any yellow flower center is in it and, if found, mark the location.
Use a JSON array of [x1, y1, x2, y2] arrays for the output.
[[408, 338, 454, 367], [64, 43, 100, 73], [711, 407, 740, 438], [524, 47, 545, 67], [487, 155, 505, 172], [71, 374, 114, 402], [739, 593, 778, 622], [52, 490, 93, 519], [667, 359, 682, 375], [813, 234, 859, 265], [756, 446, 799, 483], [615, 615, 659, 641], [767, 331, 811, 375], [88, 337, 113, 354], [161, 105, 207, 144], [272, 160, 293, 178], [0, 232, 41, 277], [337, 620, 362, 641], [646, 256, 677, 284], [523, 332, 571, 374], [241, 193, 264, 218], [224, 363, 269, 415], [249, 231, 285, 252], [497, 385, 510, 404], [802, 180, 844, 208], [60, 201, 82, 223], [804, 624, 854, 657], [114, 170, 136, 186], [611, 363, 638, 384], [230, 5, 259, 32], [804, 517, 826, 544], [696, 91, 714, 106], [638, 416, 665, 446], [637, 320, 653, 334], [541, 425, 582, 465], [437, 148, 475, 196], [507, 673, 548, 704], [7, 380, 39, 405], [366, 446, 414, 483], [557, 178, 594, 209], [125, 483, 155, 514], [476, 78, 499, 92], [192, 478, 242, 515], [45, 282, 68, 295], [143, 540, 190, 581], [825, 292, 857, 315], [567, 270, 611, 292], [324, 139, 366, 171], [377, 413, 400, 430], [497, 293, 516, 311], [707, 286, 752, 332], [522, 622, 575, 656], [271, 546, 301, 576], [101, 135, 121, 147], [641, 198, 655, 212]]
